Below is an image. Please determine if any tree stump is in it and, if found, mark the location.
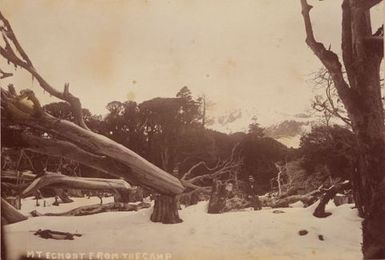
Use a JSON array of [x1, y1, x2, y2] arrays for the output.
[[150, 195, 182, 224], [208, 180, 235, 214]]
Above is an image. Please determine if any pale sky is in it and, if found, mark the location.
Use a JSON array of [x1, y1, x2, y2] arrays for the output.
[[1, 0, 383, 132]]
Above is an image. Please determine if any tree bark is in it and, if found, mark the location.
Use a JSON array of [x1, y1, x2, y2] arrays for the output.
[[150, 195, 182, 224], [362, 180, 385, 259]]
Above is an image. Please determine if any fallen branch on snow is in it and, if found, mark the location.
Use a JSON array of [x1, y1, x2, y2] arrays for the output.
[[30, 202, 151, 217]]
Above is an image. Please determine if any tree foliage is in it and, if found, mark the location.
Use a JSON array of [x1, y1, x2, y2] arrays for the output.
[[300, 125, 356, 180]]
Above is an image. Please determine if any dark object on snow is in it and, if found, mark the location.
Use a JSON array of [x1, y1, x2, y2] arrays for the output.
[[318, 235, 324, 241], [34, 229, 82, 240], [272, 210, 285, 214], [298, 229, 308, 236], [333, 193, 351, 206]]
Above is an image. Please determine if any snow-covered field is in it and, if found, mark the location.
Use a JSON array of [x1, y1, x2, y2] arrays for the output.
[[3, 197, 363, 260]]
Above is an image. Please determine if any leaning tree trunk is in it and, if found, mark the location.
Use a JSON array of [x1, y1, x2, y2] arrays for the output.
[[150, 195, 182, 224], [1, 198, 27, 225]]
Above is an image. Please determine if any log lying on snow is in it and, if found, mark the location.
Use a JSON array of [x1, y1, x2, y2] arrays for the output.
[[272, 193, 318, 208], [31, 202, 151, 217], [1, 198, 27, 225], [22, 172, 134, 198], [270, 187, 323, 208]]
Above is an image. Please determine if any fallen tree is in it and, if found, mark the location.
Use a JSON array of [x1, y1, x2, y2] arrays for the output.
[[1, 11, 245, 224], [0, 9, 188, 223], [270, 185, 326, 208], [31, 202, 151, 217], [21, 172, 134, 201]]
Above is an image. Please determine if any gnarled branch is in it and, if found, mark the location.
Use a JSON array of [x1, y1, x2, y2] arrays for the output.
[[300, 0, 353, 109], [0, 12, 88, 129]]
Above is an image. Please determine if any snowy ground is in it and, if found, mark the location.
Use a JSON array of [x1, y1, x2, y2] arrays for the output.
[[3, 197, 363, 260]]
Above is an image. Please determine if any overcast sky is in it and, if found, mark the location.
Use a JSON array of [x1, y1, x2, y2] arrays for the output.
[[1, 0, 383, 132]]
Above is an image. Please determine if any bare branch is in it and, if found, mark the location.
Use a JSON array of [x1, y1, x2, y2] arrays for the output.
[[0, 12, 88, 129], [0, 68, 12, 79], [359, 0, 383, 10], [341, 0, 355, 86], [300, 0, 352, 107], [181, 161, 221, 180]]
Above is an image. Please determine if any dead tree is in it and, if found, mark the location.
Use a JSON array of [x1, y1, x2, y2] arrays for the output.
[[180, 146, 242, 214], [0, 12, 188, 224], [300, 1, 385, 257], [311, 68, 352, 127], [0, 12, 244, 224]]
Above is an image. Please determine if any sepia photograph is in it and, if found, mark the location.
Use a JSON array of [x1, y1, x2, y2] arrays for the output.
[[0, 0, 384, 259]]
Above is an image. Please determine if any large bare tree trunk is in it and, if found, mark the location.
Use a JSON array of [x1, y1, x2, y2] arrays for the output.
[[300, 1, 385, 257]]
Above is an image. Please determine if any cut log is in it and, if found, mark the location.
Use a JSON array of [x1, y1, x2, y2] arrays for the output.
[[1, 198, 27, 224]]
